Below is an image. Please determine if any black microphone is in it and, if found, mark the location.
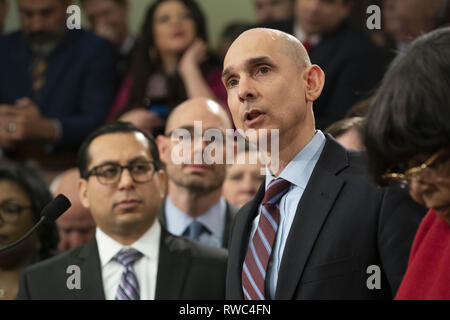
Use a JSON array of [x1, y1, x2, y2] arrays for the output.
[[0, 194, 71, 254]]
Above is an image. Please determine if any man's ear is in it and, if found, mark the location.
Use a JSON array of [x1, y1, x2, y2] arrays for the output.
[[78, 178, 90, 209], [156, 135, 168, 163], [303, 65, 325, 103], [155, 169, 168, 199]]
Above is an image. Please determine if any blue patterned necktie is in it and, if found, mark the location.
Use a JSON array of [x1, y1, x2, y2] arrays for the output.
[[242, 177, 291, 300], [183, 220, 207, 241], [113, 248, 143, 300]]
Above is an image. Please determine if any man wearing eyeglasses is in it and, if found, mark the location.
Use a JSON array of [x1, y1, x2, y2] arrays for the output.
[[16, 122, 227, 300]]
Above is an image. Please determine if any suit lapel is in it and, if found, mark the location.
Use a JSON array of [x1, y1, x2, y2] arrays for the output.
[[222, 201, 237, 249], [229, 184, 265, 299], [154, 228, 190, 299], [275, 136, 348, 299], [72, 239, 106, 300]]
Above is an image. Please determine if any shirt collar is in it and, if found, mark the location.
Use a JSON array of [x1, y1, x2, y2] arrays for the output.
[[165, 196, 226, 239], [95, 220, 161, 268], [265, 130, 326, 189], [120, 34, 135, 55]]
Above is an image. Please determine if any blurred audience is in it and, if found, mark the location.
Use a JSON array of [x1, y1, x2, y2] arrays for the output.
[[50, 168, 96, 252], [0, 0, 116, 172], [364, 27, 450, 300], [380, 0, 449, 51], [325, 117, 365, 150], [156, 98, 236, 248], [264, 0, 388, 129], [253, 0, 294, 23], [216, 22, 251, 62], [223, 149, 265, 208], [0, 166, 58, 300], [81, 0, 135, 88], [0, 0, 8, 36], [110, 0, 227, 136]]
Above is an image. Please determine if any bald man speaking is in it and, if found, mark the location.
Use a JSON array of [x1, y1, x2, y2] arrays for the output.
[[222, 28, 426, 300]]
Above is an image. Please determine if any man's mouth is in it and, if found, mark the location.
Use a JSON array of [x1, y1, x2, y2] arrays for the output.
[[244, 110, 265, 127]]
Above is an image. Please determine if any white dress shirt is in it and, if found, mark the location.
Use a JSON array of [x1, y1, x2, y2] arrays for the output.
[[249, 130, 326, 299], [95, 220, 161, 300]]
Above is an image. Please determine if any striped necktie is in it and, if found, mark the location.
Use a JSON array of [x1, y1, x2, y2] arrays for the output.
[[113, 248, 143, 300], [242, 177, 291, 300], [31, 56, 47, 100]]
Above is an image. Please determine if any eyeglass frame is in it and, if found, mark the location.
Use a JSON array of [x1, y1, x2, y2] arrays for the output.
[[381, 149, 448, 185], [84, 160, 158, 185], [0, 200, 32, 223]]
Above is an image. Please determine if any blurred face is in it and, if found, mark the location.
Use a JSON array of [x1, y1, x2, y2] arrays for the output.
[[153, 0, 197, 55], [83, 0, 129, 45], [56, 204, 96, 252], [18, 0, 68, 45], [382, 0, 441, 43], [295, 0, 352, 35], [254, 0, 294, 23], [0, 180, 35, 247], [223, 30, 310, 138], [223, 152, 265, 208], [336, 128, 364, 150], [79, 132, 166, 240], [158, 102, 229, 194], [0, 0, 9, 35], [407, 150, 450, 224]]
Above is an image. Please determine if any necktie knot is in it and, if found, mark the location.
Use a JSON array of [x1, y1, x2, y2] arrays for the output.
[[113, 248, 143, 267], [262, 178, 291, 206], [183, 221, 208, 240]]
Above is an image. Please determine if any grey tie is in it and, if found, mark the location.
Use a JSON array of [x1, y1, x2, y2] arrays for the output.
[[183, 220, 207, 241]]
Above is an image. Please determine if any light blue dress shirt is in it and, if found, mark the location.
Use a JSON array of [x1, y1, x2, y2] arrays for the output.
[[248, 130, 326, 299], [164, 196, 227, 248]]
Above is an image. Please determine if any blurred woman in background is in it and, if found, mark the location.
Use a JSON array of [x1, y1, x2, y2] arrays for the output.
[[109, 0, 227, 135], [364, 27, 450, 299], [0, 166, 58, 300]]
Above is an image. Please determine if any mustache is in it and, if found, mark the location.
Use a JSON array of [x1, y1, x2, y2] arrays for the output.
[[26, 31, 59, 43]]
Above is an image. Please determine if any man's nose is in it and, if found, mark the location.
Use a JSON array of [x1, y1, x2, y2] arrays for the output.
[[238, 76, 257, 103], [29, 15, 45, 32], [117, 168, 135, 189]]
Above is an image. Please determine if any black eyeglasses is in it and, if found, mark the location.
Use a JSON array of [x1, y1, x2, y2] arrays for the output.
[[0, 200, 32, 223], [85, 161, 157, 185]]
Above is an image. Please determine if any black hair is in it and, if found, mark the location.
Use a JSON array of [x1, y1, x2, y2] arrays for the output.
[[77, 121, 163, 179], [0, 166, 58, 261], [363, 27, 450, 184], [124, 0, 219, 113]]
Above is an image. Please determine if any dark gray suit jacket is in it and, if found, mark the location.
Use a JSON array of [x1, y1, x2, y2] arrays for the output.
[[17, 227, 227, 300], [158, 200, 237, 249], [226, 136, 426, 300]]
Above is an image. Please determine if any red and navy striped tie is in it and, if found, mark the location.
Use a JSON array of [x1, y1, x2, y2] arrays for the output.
[[242, 177, 291, 300]]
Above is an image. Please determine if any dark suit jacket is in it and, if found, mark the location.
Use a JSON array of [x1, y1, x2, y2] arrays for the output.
[[0, 30, 116, 148], [158, 200, 237, 249], [260, 19, 389, 129], [17, 227, 227, 300], [226, 136, 426, 300]]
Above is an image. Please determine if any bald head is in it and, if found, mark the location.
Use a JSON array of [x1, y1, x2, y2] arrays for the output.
[[225, 28, 311, 72], [165, 97, 233, 134], [51, 168, 96, 252]]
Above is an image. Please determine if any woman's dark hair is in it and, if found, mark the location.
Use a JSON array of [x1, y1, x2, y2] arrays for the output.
[[0, 166, 58, 261], [77, 121, 164, 179], [363, 27, 450, 184], [125, 0, 218, 112]]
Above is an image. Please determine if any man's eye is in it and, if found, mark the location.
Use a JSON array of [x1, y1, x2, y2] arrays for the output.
[[132, 164, 150, 174], [99, 167, 118, 177], [227, 79, 238, 88], [258, 66, 270, 74]]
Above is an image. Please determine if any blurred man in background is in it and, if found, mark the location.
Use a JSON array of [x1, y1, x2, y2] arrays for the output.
[[51, 168, 96, 252]]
